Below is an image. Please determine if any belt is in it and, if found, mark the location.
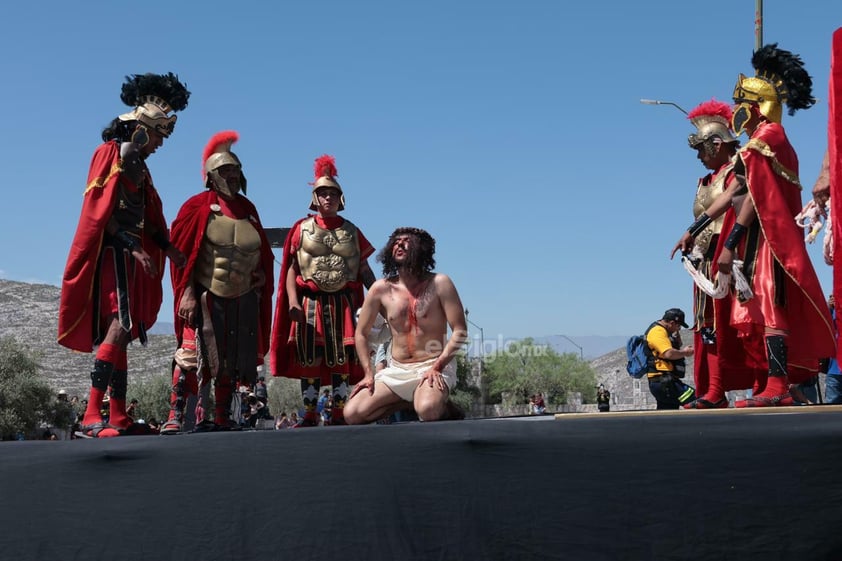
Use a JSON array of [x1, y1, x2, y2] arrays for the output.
[[648, 374, 674, 383]]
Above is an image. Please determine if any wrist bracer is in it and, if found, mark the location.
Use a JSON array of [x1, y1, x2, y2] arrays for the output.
[[687, 213, 713, 238], [723, 223, 747, 250]]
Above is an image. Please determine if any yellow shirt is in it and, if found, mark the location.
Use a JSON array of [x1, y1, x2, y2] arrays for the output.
[[645, 323, 676, 376]]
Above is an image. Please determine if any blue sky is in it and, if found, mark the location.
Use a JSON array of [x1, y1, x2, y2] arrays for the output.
[[0, 1, 839, 352]]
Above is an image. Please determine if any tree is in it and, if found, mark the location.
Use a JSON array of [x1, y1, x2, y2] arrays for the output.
[[482, 338, 597, 406], [449, 353, 481, 413], [128, 371, 172, 425], [0, 337, 55, 440]]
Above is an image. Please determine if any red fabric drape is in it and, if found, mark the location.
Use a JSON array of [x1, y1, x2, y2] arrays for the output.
[[58, 141, 166, 352], [830, 28, 842, 364]]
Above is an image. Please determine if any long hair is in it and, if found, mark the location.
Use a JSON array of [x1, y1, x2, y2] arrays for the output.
[[378, 227, 436, 279], [101, 118, 136, 142]]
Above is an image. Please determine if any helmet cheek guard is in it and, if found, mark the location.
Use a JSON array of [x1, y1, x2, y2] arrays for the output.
[[731, 103, 754, 137], [732, 72, 785, 127]]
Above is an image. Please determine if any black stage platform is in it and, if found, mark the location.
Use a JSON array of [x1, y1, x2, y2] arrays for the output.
[[2, 407, 841, 561]]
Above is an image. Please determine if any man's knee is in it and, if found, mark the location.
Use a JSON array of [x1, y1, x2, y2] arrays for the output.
[[414, 398, 447, 422], [344, 392, 380, 424], [343, 398, 364, 424]]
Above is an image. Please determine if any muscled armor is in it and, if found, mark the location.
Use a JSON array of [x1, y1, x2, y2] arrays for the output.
[[297, 217, 361, 292], [194, 212, 262, 298], [692, 164, 731, 255]]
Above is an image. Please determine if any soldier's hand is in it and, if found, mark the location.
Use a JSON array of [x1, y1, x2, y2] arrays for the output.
[[167, 245, 187, 269], [670, 232, 694, 260], [288, 304, 305, 323], [252, 268, 266, 289], [132, 248, 158, 277], [717, 247, 734, 274]]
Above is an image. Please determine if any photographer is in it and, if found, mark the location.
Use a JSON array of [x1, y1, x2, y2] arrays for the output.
[[644, 309, 696, 409], [596, 385, 611, 412]]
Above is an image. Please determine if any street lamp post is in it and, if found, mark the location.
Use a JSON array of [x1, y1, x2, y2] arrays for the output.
[[464, 308, 485, 358], [639, 99, 689, 115], [464, 308, 487, 406], [557, 334, 584, 360]]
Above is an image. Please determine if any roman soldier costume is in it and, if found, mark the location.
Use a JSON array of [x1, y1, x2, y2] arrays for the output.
[[270, 155, 374, 426], [684, 100, 766, 408], [725, 45, 835, 406], [59, 73, 189, 437], [163, 132, 274, 433]]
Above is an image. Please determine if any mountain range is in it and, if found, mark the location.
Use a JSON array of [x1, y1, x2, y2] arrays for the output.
[[0, 279, 174, 398]]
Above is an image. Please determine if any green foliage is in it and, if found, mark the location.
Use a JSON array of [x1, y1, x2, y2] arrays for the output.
[[49, 399, 77, 430], [128, 371, 172, 425], [0, 337, 55, 440], [450, 353, 481, 412], [482, 338, 597, 405]]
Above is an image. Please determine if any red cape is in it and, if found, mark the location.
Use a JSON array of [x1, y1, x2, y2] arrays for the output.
[[693, 166, 767, 392], [712, 207, 769, 390], [737, 122, 836, 379], [58, 141, 167, 352], [830, 28, 842, 363], [169, 190, 275, 356], [269, 215, 372, 380]]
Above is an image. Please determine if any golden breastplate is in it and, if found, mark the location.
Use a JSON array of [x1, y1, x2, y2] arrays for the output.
[[692, 166, 730, 254], [194, 212, 262, 298], [297, 217, 360, 292]]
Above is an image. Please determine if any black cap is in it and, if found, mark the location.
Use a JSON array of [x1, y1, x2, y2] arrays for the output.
[[663, 308, 689, 328]]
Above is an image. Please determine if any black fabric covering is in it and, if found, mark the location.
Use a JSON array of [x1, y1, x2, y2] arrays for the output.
[[2, 410, 842, 561]]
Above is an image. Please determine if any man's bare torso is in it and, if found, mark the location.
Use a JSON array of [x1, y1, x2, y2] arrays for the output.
[[379, 273, 448, 363]]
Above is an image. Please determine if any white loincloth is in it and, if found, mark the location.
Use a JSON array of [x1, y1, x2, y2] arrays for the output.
[[374, 356, 456, 402]]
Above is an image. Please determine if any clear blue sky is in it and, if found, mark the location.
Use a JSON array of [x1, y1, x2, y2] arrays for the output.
[[0, 1, 839, 351]]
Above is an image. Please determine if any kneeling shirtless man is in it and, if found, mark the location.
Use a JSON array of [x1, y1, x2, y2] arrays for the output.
[[345, 227, 468, 423]]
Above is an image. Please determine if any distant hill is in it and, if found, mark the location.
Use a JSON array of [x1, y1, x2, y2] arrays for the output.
[[0, 279, 175, 398]]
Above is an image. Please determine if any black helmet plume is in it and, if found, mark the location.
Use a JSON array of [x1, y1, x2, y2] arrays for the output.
[[120, 72, 190, 112], [752, 44, 815, 115]]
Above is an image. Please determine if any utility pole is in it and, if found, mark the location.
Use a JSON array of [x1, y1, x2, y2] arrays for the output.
[[464, 308, 486, 407]]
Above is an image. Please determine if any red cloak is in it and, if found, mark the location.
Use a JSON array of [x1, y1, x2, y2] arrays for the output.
[[829, 28, 842, 364], [693, 166, 767, 394], [269, 215, 373, 383], [169, 190, 275, 356], [727, 122, 836, 381], [711, 207, 769, 390], [58, 141, 167, 352]]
